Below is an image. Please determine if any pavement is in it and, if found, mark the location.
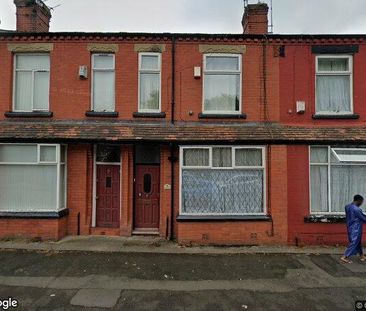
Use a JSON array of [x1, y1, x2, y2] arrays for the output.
[[0, 238, 364, 310]]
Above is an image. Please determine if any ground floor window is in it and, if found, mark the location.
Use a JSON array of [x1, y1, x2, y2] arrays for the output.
[[310, 146, 366, 214], [0, 144, 67, 212], [180, 146, 265, 216]]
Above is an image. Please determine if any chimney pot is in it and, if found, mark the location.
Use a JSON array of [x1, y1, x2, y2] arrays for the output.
[[242, 3, 269, 35], [14, 0, 52, 32]]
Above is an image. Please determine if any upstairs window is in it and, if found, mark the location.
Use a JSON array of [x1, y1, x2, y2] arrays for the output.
[[14, 54, 50, 112], [92, 54, 115, 112], [203, 54, 241, 114], [315, 56, 353, 115], [138, 53, 161, 112]]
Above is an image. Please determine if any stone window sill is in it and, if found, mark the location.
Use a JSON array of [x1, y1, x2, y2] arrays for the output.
[[304, 215, 346, 223], [177, 215, 271, 222], [312, 114, 359, 120], [85, 111, 119, 117], [198, 113, 247, 119], [5, 111, 53, 118], [133, 112, 166, 118], [0, 209, 69, 219]]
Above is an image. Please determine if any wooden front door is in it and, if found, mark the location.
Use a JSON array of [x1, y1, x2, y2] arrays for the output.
[[96, 165, 120, 228], [134, 165, 160, 229]]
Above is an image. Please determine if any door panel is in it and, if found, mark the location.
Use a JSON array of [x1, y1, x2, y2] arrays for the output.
[[134, 165, 160, 229], [96, 165, 120, 228]]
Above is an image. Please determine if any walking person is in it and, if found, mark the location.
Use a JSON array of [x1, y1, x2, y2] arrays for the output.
[[341, 195, 366, 264]]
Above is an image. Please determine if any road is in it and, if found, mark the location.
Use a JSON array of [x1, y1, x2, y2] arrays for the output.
[[0, 249, 365, 310]]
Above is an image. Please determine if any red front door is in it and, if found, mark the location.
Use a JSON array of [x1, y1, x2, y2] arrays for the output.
[[134, 165, 160, 229], [96, 165, 120, 228]]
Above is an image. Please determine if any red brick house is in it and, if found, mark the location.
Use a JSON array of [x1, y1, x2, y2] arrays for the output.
[[0, 0, 365, 245]]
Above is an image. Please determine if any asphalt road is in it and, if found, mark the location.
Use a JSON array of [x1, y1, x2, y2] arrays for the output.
[[0, 250, 365, 310]]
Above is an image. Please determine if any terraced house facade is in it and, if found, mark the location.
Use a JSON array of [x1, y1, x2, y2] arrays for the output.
[[0, 0, 366, 245]]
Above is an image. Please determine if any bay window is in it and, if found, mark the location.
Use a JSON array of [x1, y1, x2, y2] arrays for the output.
[[315, 55, 353, 115], [138, 53, 161, 112], [0, 144, 67, 213], [14, 54, 50, 112], [92, 54, 115, 112], [310, 146, 366, 214], [180, 146, 265, 216], [203, 54, 241, 114]]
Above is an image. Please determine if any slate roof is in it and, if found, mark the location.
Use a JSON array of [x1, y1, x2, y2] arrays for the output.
[[0, 120, 364, 144]]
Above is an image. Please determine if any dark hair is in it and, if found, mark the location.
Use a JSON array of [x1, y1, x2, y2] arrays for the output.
[[354, 194, 364, 202]]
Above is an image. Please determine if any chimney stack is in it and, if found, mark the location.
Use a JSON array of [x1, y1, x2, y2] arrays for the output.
[[14, 0, 52, 32], [242, 3, 269, 34]]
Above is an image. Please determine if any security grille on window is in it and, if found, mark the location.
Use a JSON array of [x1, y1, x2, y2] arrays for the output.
[[92, 54, 115, 112], [310, 146, 366, 214], [315, 56, 353, 114], [0, 144, 67, 212], [203, 54, 241, 114], [138, 53, 161, 112], [180, 146, 265, 216], [14, 54, 50, 112]]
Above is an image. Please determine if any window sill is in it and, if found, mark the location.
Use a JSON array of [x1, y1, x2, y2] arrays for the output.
[[304, 215, 346, 224], [177, 215, 271, 222], [5, 111, 53, 118], [0, 209, 69, 219], [133, 112, 166, 118], [312, 114, 359, 120], [198, 113, 247, 119], [85, 111, 119, 117]]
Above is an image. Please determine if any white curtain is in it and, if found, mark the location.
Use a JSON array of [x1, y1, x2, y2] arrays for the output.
[[0, 165, 57, 212], [331, 166, 366, 213], [183, 149, 209, 166], [310, 147, 328, 163], [93, 71, 115, 112], [235, 149, 262, 166], [59, 164, 66, 209], [15, 72, 32, 111], [204, 74, 239, 112], [316, 75, 351, 113], [40, 146, 56, 162], [310, 165, 329, 213], [33, 71, 50, 110], [140, 73, 160, 110], [212, 148, 232, 167], [0, 145, 37, 163], [182, 169, 263, 214]]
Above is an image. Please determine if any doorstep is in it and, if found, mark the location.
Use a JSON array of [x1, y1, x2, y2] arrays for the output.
[[132, 228, 160, 236]]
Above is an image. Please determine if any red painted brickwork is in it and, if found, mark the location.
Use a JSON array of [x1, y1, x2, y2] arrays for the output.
[[0, 218, 67, 241]]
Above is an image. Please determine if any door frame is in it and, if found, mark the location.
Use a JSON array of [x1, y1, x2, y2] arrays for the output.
[[133, 163, 161, 230], [92, 145, 122, 228]]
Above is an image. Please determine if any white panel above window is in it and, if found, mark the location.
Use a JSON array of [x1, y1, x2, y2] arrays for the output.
[[93, 54, 114, 69], [16, 54, 50, 70], [331, 148, 366, 163], [0, 145, 37, 163], [140, 55, 159, 70], [205, 56, 239, 71]]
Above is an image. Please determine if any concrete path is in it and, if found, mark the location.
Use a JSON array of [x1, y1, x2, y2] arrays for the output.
[[0, 235, 346, 255], [0, 249, 365, 310]]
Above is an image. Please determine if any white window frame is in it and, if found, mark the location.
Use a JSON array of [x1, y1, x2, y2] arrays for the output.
[[179, 145, 266, 216], [13, 53, 50, 112], [202, 54, 242, 115], [138, 52, 162, 113], [0, 143, 67, 212], [92, 144, 122, 227], [91, 53, 116, 112], [309, 146, 366, 215], [315, 55, 353, 115]]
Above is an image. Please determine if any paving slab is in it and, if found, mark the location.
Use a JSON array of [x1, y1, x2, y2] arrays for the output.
[[70, 288, 121, 308]]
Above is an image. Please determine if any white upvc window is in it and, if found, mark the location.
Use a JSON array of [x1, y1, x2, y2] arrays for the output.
[[180, 146, 266, 216], [310, 146, 366, 214], [13, 54, 50, 112], [138, 53, 162, 112], [0, 144, 67, 212], [203, 54, 242, 114], [92, 54, 115, 112], [315, 55, 353, 115]]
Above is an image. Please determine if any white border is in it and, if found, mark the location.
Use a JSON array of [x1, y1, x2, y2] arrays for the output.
[[315, 55, 353, 115], [202, 54, 242, 115], [179, 145, 266, 216], [138, 52, 162, 113]]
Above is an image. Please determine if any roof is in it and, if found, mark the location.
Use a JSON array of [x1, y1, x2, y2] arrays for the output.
[[0, 120, 365, 144]]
